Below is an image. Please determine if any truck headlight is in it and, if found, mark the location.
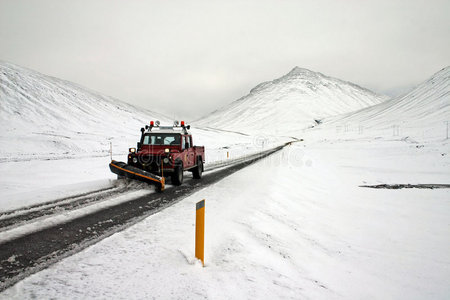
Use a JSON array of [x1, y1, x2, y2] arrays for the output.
[[129, 148, 136, 153], [164, 148, 170, 154], [132, 157, 138, 163]]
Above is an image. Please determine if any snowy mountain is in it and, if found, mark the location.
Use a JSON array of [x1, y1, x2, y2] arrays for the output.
[[0, 61, 278, 165], [0, 61, 170, 161], [322, 66, 450, 142], [196, 67, 388, 136]]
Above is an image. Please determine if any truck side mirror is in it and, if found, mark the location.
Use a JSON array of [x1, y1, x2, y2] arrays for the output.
[[185, 142, 189, 149], [137, 142, 141, 149]]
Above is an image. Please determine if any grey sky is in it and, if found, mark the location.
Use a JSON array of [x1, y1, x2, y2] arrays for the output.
[[1, 0, 449, 119]]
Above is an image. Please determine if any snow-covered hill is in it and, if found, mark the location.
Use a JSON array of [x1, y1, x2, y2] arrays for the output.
[[320, 66, 450, 142], [196, 67, 388, 136], [0, 61, 172, 161]]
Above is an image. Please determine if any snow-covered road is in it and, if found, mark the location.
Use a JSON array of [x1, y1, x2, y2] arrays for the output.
[[2, 139, 448, 299], [0, 144, 287, 291]]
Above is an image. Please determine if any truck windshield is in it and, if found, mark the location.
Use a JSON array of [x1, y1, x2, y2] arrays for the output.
[[143, 134, 181, 146]]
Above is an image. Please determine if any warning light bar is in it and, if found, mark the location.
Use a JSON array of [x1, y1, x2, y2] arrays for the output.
[[147, 121, 189, 132]]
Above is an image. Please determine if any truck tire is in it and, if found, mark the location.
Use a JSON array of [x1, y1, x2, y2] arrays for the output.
[[171, 162, 184, 185], [192, 157, 203, 179]]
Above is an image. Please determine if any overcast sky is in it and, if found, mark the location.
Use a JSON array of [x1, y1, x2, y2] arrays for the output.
[[1, 0, 449, 119]]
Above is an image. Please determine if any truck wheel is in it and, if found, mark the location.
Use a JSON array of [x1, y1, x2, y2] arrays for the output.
[[171, 163, 184, 185], [192, 158, 203, 179]]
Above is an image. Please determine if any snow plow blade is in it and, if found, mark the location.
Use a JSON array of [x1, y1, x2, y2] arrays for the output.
[[109, 160, 165, 191]]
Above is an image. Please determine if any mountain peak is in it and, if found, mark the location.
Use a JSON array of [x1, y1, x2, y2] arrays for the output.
[[249, 67, 325, 94], [280, 67, 330, 83], [286, 66, 317, 76]]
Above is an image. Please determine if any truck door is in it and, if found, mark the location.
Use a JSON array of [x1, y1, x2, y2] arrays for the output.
[[187, 135, 195, 167], [182, 135, 194, 168]]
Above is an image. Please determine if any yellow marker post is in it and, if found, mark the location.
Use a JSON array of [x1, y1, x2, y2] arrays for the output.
[[227, 151, 229, 159], [195, 199, 205, 266]]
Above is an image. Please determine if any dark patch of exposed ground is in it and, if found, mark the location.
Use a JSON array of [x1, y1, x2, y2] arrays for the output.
[[360, 184, 450, 189]]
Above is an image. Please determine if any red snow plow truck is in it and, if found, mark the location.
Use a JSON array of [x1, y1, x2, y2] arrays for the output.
[[109, 121, 205, 192]]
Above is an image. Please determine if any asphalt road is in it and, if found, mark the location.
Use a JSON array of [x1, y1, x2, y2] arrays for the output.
[[0, 144, 286, 291]]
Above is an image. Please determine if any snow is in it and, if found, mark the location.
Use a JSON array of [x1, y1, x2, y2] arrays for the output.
[[0, 61, 170, 161], [196, 67, 388, 136], [319, 66, 450, 143], [0, 60, 285, 165], [1, 140, 449, 299], [0, 189, 151, 244], [1, 62, 449, 298], [0, 157, 116, 212], [0, 61, 287, 212], [0, 134, 286, 213]]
